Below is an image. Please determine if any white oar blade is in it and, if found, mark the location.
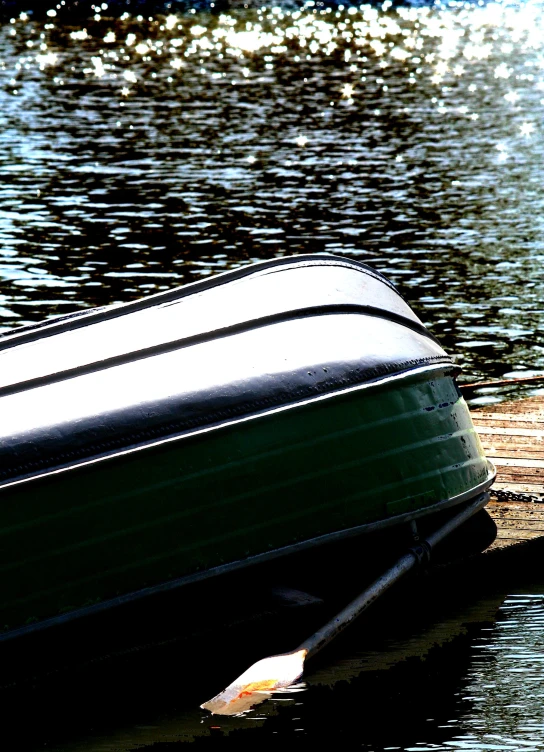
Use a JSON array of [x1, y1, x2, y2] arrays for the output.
[[201, 649, 307, 716], [201, 688, 274, 716]]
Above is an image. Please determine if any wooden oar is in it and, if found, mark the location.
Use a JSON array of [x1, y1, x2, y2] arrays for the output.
[[200, 493, 489, 715]]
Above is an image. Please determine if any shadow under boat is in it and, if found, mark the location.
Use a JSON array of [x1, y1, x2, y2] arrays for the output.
[[0, 502, 505, 751], [0, 502, 497, 693]]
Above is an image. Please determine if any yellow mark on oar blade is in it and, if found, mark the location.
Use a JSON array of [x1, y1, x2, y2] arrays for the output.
[[202, 649, 308, 715], [232, 678, 280, 702]]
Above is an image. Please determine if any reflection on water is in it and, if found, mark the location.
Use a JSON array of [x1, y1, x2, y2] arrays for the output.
[[207, 592, 544, 752], [449, 594, 544, 752], [47, 572, 544, 752], [0, 0, 543, 394], [1, 1, 544, 745]]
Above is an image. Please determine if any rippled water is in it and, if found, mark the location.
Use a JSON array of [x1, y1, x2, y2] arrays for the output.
[[283, 591, 544, 752], [1, 0, 543, 398], [1, 1, 544, 748], [36, 568, 544, 752], [452, 594, 544, 752], [266, 592, 544, 752]]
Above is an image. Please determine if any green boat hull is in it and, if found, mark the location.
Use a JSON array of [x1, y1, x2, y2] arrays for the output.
[[0, 365, 493, 633]]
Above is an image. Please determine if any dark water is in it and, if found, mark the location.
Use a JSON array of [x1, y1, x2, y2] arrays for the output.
[[1, 0, 543, 401], [18, 549, 544, 752], [1, 1, 544, 748]]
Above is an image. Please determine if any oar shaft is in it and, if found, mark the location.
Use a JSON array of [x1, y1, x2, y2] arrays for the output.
[[300, 493, 489, 659], [299, 552, 415, 658]]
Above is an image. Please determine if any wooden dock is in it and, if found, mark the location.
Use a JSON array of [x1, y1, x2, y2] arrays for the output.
[[471, 394, 544, 550]]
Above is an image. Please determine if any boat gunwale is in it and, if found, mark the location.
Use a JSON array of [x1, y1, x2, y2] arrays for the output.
[[0, 303, 443, 400], [0, 255, 402, 350], [0, 362, 460, 491], [0, 487, 493, 644]]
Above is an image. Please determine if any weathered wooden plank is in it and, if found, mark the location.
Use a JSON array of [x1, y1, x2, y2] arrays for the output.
[[488, 502, 544, 512], [473, 418, 544, 429], [475, 394, 544, 411], [493, 468, 544, 482], [475, 432, 543, 443], [485, 450, 544, 460], [491, 540, 524, 549], [489, 517, 544, 531], [492, 482, 544, 494], [495, 529, 544, 540], [479, 446, 544, 458], [473, 425, 544, 437], [481, 448, 544, 458], [487, 505, 544, 518], [488, 498, 544, 507], [475, 407, 544, 417], [472, 395, 544, 551], [478, 432, 544, 443], [473, 409, 544, 418], [492, 457, 544, 468]]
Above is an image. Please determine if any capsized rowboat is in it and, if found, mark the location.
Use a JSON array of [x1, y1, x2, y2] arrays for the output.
[[0, 254, 495, 636]]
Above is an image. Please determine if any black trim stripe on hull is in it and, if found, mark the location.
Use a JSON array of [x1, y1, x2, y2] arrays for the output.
[[0, 362, 458, 490], [0, 356, 454, 485]]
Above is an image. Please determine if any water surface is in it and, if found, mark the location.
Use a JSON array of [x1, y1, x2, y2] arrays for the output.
[[1, 2, 544, 748], [35, 556, 544, 752], [1, 0, 543, 399]]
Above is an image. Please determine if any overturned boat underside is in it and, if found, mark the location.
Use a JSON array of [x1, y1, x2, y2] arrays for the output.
[[0, 255, 494, 635]]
